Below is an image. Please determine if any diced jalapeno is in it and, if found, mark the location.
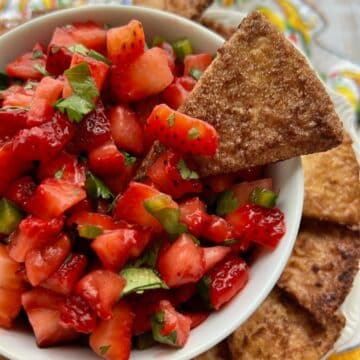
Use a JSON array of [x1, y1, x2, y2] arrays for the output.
[[0, 198, 23, 235], [78, 224, 103, 239], [152, 35, 165, 47], [216, 189, 239, 216], [151, 311, 178, 347], [250, 188, 278, 208], [172, 39, 193, 60]]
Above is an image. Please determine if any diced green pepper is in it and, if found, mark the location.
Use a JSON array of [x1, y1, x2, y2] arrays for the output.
[[120, 267, 168, 296], [134, 332, 156, 350], [172, 39, 193, 60], [152, 35, 165, 47], [151, 311, 178, 347], [250, 188, 278, 208], [0, 198, 23, 235], [144, 195, 187, 236], [78, 224, 103, 239], [216, 189, 239, 216], [189, 68, 203, 81]]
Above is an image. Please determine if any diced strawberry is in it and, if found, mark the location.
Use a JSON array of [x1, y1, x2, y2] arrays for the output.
[[113, 182, 178, 233], [133, 95, 161, 125], [67, 100, 111, 153], [156, 42, 176, 74], [203, 246, 231, 272], [89, 141, 125, 176], [4, 176, 36, 212], [67, 211, 117, 232], [204, 173, 237, 193], [108, 105, 144, 155], [0, 245, 25, 328], [22, 288, 78, 347], [162, 78, 189, 110], [27, 97, 55, 127], [226, 204, 286, 249], [37, 152, 86, 186], [102, 161, 138, 196], [1, 84, 34, 108], [49, 27, 77, 48], [90, 301, 134, 360], [25, 233, 71, 286], [59, 294, 97, 333], [0, 143, 31, 195], [28, 178, 86, 219], [231, 178, 273, 208], [170, 283, 197, 306], [178, 76, 196, 91], [198, 255, 249, 310], [0, 108, 28, 142], [91, 228, 151, 271], [34, 76, 64, 105], [111, 47, 173, 102], [75, 270, 126, 320], [9, 216, 64, 262], [183, 53, 212, 76], [42, 254, 87, 295], [64, 53, 109, 97], [157, 234, 205, 288], [46, 45, 73, 76], [146, 104, 218, 156], [202, 215, 234, 244], [147, 149, 202, 199], [151, 300, 191, 347], [107, 20, 145, 65], [69, 21, 107, 53], [6, 44, 47, 80], [12, 111, 75, 162], [179, 198, 210, 237], [182, 311, 209, 329], [67, 198, 93, 216]]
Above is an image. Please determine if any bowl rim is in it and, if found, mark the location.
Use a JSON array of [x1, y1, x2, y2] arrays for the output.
[[0, 4, 304, 360]]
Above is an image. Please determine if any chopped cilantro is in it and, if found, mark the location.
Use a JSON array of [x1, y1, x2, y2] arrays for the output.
[[55, 95, 95, 123], [177, 159, 199, 180], [68, 44, 89, 56], [167, 113, 175, 127], [32, 49, 44, 59], [216, 189, 239, 216], [68, 44, 111, 65], [24, 81, 38, 90], [54, 166, 65, 180], [99, 345, 111, 355], [33, 64, 48, 76], [189, 68, 203, 81], [122, 151, 137, 167], [187, 127, 200, 140], [85, 171, 114, 200], [88, 50, 111, 65]]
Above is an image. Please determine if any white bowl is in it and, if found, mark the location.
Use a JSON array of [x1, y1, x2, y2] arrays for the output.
[[0, 5, 303, 360]]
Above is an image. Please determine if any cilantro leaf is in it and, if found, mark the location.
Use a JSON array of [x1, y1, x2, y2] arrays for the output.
[[187, 127, 200, 140], [54, 166, 65, 180], [24, 80, 38, 90], [68, 44, 111, 65], [99, 345, 111, 356], [68, 44, 88, 56], [64, 62, 99, 103], [120, 267, 169, 296], [177, 159, 199, 180], [85, 171, 114, 200], [88, 50, 111, 65], [216, 189, 239, 216], [33, 64, 49, 76], [32, 49, 44, 59], [122, 151, 137, 167], [54, 95, 95, 123]]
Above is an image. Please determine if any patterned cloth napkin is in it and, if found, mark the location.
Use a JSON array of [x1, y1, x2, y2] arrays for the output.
[[0, 0, 359, 359]]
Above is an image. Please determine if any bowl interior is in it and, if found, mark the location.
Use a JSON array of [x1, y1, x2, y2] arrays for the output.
[[0, 5, 303, 360]]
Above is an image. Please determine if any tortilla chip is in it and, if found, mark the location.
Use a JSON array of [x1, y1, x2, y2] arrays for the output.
[[133, 0, 213, 19], [302, 133, 360, 226], [193, 341, 230, 360], [228, 287, 345, 360], [178, 11, 342, 176], [278, 219, 360, 325]]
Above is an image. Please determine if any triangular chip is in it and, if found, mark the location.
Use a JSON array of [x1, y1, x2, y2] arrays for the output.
[[178, 11, 343, 176]]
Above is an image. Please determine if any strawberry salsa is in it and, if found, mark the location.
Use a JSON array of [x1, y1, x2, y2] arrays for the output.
[[0, 19, 285, 359]]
